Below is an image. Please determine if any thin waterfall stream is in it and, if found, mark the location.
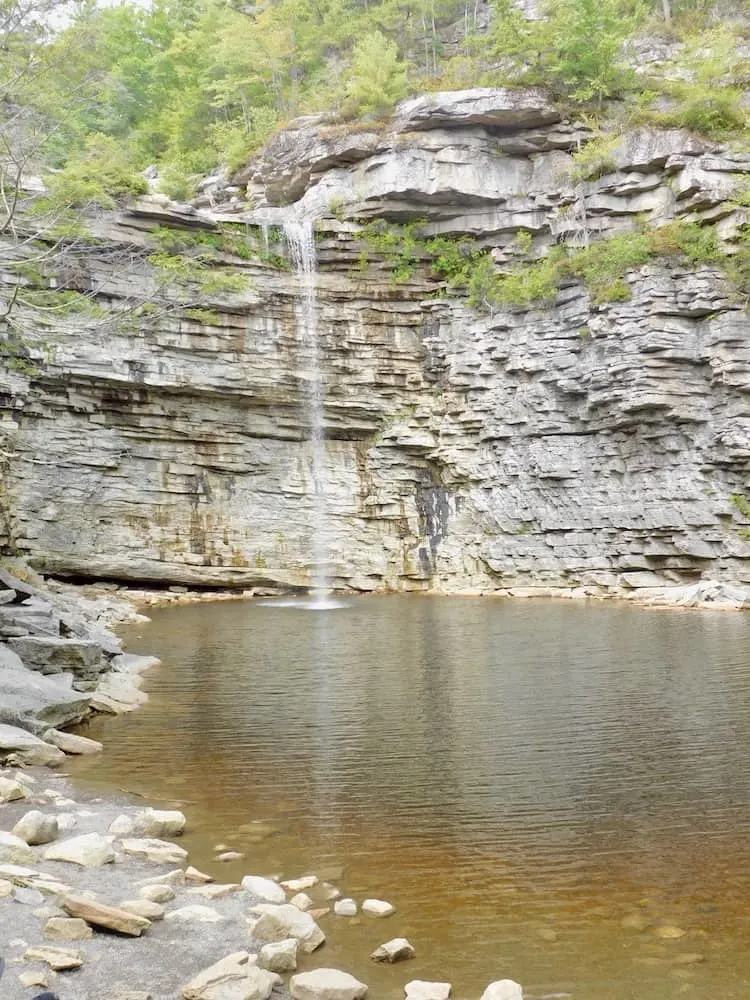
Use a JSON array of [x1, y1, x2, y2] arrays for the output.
[[283, 220, 332, 598]]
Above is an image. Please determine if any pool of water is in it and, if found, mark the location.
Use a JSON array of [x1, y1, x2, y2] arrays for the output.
[[68, 596, 750, 999]]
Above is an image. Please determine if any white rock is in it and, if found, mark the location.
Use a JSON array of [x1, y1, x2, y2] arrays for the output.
[[56, 813, 77, 832], [19, 969, 54, 988], [44, 729, 103, 755], [252, 903, 325, 952], [23, 944, 84, 970], [188, 883, 240, 899], [119, 898, 165, 920], [371, 937, 415, 963], [405, 981, 452, 1000], [480, 982, 524, 1000], [13, 810, 59, 846], [281, 875, 318, 891], [0, 775, 28, 802], [0, 830, 37, 864], [290, 891, 314, 911], [0, 878, 12, 896], [362, 898, 395, 917], [166, 904, 224, 924], [139, 867, 185, 886], [44, 916, 93, 941], [182, 951, 279, 1000], [44, 833, 115, 868], [258, 937, 298, 973], [334, 898, 357, 917], [120, 837, 188, 865], [138, 883, 176, 903], [290, 968, 368, 1000], [185, 864, 212, 883], [133, 807, 186, 838], [109, 814, 135, 836], [242, 875, 286, 903]]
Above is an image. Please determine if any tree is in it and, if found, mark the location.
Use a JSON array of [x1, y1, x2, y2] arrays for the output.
[[344, 29, 408, 117]]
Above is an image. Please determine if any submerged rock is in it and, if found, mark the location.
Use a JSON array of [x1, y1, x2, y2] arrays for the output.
[[371, 937, 415, 963], [361, 898, 395, 917], [404, 982, 451, 1000]]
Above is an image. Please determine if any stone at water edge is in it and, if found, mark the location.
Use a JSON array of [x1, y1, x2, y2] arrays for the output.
[[44, 917, 93, 942], [120, 837, 188, 865], [404, 982, 452, 1000], [23, 945, 84, 970], [252, 903, 326, 952], [216, 850, 244, 862], [334, 898, 357, 916], [258, 938, 298, 973], [61, 893, 151, 936], [132, 807, 187, 838], [0, 775, 28, 802], [290, 968, 368, 1000], [182, 951, 280, 1000], [44, 833, 115, 868], [361, 898, 395, 917], [241, 874, 286, 903], [0, 724, 65, 767], [0, 830, 37, 865], [188, 882, 240, 899], [43, 729, 103, 755], [138, 883, 176, 903], [290, 891, 314, 911], [480, 981, 524, 1000], [185, 865, 213, 883], [371, 938, 415, 963], [13, 810, 59, 846], [281, 875, 319, 891], [109, 814, 135, 836]]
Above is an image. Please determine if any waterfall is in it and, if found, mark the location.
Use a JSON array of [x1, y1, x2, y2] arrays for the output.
[[283, 220, 331, 597]]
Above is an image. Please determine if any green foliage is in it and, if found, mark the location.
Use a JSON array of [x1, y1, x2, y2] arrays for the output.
[[647, 220, 723, 264], [45, 134, 147, 209], [571, 134, 621, 181], [148, 252, 249, 295], [730, 493, 750, 519], [343, 30, 408, 118]]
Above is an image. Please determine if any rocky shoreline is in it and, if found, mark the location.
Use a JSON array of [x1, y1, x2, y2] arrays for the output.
[[1, 565, 530, 1000]]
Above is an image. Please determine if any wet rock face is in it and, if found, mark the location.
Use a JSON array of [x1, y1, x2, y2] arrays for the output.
[[3, 89, 750, 594]]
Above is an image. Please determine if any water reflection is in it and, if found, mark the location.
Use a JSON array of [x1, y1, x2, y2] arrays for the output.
[[70, 597, 750, 999]]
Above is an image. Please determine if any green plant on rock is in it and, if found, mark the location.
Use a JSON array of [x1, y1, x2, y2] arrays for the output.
[[571, 133, 621, 181]]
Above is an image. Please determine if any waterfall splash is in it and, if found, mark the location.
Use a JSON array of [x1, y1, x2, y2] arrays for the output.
[[283, 220, 339, 606]]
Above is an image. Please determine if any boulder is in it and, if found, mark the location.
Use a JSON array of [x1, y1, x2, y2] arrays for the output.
[[361, 898, 395, 917], [258, 938, 298, 973], [61, 892, 151, 936], [290, 968, 368, 1000], [44, 917, 93, 941], [90, 672, 148, 712], [138, 883, 176, 903], [0, 644, 90, 731], [44, 833, 115, 867], [44, 729, 103, 754], [241, 875, 286, 903], [371, 938, 415, 963], [395, 87, 561, 132], [252, 903, 326, 952], [132, 808, 187, 838], [13, 810, 59, 846], [480, 982, 524, 1000], [0, 830, 38, 864], [120, 838, 188, 864], [119, 897, 165, 920], [23, 944, 84, 970], [0, 775, 28, 801], [404, 982, 451, 1000], [7, 636, 103, 686], [182, 951, 280, 1000], [0, 723, 65, 766]]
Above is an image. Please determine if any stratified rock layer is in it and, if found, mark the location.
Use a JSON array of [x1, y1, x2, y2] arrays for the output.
[[3, 88, 750, 595]]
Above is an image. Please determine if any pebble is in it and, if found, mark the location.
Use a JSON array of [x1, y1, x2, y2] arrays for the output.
[[334, 898, 358, 917], [24, 944, 84, 970], [216, 850, 244, 862], [282, 875, 319, 891], [138, 883, 176, 903], [44, 917, 93, 942], [655, 925, 687, 939]]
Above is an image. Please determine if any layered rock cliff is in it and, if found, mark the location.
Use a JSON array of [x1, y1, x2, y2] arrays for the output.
[[2, 88, 750, 595]]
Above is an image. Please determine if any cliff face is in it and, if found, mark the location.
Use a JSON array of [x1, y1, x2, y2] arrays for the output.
[[2, 88, 750, 594]]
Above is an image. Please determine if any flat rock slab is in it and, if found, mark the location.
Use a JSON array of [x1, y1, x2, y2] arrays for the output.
[[405, 981, 452, 1000], [182, 951, 279, 1000], [61, 892, 152, 936], [24, 944, 84, 970], [44, 728, 103, 755], [290, 968, 368, 1000], [44, 832, 115, 867], [7, 636, 103, 676], [241, 875, 285, 903], [121, 837, 188, 865], [0, 724, 65, 767]]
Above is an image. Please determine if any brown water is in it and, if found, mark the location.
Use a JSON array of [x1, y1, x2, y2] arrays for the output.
[[68, 596, 750, 999]]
